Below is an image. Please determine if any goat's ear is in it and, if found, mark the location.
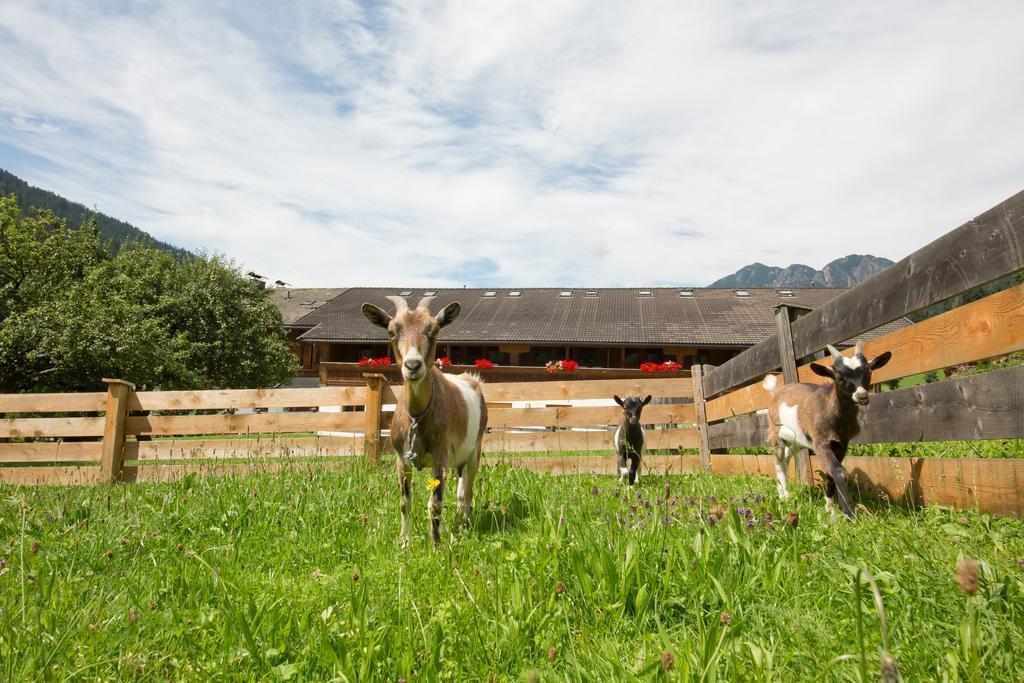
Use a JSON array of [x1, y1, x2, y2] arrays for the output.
[[435, 302, 461, 328], [613, 395, 624, 407], [869, 351, 892, 370], [809, 363, 835, 379], [361, 303, 391, 329], [641, 394, 652, 406]]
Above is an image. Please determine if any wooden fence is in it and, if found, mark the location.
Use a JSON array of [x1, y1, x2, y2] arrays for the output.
[[320, 361, 689, 386], [0, 383, 370, 485], [2, 190, 1023, 517], [0, 373, 698, 485], [691, 189, 1024, 517]]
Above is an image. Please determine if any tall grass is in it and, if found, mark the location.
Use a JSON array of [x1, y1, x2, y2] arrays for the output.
[[1, 463, 1022, 680]]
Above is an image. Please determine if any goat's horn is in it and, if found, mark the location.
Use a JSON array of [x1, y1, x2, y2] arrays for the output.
[[416, 295, 436, 311], [855, 341, 864, 356], [384, 295, 409, 314], [826, 344, 842, 359]]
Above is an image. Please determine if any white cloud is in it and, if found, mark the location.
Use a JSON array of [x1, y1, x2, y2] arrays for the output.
[[1, 0, 1022, 287]]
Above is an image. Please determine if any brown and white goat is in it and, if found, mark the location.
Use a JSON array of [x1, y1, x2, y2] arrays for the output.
[[763, 342, 891, 520], [362, 296, 488, 547], [613, 394, 651, 486]]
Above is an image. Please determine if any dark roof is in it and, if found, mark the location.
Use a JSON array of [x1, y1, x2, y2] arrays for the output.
[[270, 288, 347, 326], [293, 287, 909, 347]]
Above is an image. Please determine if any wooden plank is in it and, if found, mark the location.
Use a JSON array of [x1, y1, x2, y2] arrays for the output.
[[130, 385, 366, 411], [857, 365, 1024, 442], [709, 365, 1024, 448], [0, 417, 106, 439], [125, 411, 365, 437], [121, 459, 358, 484], [799, 282, 1024, 385], [481, 376, 693, 402], [692, 364, 712, 473], [126, 436, 364, 461], [706, 283, 1024, 422], [384, 377, 693, 404], [708, 453, 1024, 519], [0, 465, 102, 485], [706, 382, 774, 423], [4, 451, 1020, 518], [775, 307, 800, 383], [701, 337, 781, 400], [704, 190, 1024, 397], [0, 392, 107, 413], [0, 441, 102, 463], [362, 374, 386, 463], [483, 427, 698, 453], [99, 379, 134, 483], [708, 413, 768, 449], [776, 307, 812, 485], [486, 403, 695, 429], [488, 454, 705, 476], [836, 455, 1024, 519]]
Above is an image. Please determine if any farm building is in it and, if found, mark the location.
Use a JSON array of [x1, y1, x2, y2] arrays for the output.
[[271, 286, 908, 377]]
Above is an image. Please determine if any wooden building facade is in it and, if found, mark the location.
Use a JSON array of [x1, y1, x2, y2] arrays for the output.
[[272, 286, 907, 378]]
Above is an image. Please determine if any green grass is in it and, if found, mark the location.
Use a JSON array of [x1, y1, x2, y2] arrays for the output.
[[2, 463, 1023, 681]]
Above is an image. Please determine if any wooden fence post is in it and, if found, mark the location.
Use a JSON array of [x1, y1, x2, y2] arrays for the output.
[[99, 378, 135, 483], [774, 306, 814, 485], [692, 364, 713, 473], [362, 373, 386, 464]]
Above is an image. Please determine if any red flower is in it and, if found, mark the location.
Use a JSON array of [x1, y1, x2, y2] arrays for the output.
[[435, 357, 452, 369], [640, 360, 682, 372], [545, 359, 579, 373], [474, 359, 494, 369], [360, 357, 392, 368]]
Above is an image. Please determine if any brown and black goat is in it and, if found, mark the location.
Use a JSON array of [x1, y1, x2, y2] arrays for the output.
[[362, 296, 488, 546], [763, 342, 891, 519], [613, 394, 651, 486]]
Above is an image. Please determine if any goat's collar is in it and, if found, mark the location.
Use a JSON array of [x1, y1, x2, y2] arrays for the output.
[[408, 386, 434, 422], [403, 390, 433, 467]]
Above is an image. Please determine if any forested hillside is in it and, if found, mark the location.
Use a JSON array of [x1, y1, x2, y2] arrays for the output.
[[0, 168, 189, 258]]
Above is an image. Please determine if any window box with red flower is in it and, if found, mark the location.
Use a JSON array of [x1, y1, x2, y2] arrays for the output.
[[640, 360, 682, 373], [545, 359, 579, 373], [358, 356, 393, 369]]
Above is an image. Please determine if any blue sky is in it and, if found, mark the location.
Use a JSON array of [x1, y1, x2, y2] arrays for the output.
[[1, 0, 1023, 287]]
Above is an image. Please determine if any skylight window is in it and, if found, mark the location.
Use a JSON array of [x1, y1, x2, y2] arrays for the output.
[[423, 290, 437, 296], [508, 291, 521, 297], [559, 291, 572, 297], [735, 290, 750, 297], [399, 290, 413, 296], [778, 290, 795, 297], [584, 290, 599, 297], [483, 291, 497, 297], [638, 290, 653, 297], [679, 290, 694, 297]]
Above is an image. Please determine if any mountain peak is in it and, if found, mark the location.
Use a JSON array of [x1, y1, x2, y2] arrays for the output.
[[710, 255, 893, 288]]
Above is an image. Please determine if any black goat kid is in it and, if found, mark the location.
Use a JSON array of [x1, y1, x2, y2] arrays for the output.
[[613, 394, 651, 486]]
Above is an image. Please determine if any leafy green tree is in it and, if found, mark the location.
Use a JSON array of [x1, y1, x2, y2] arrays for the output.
[[0, 194, 296, 392]]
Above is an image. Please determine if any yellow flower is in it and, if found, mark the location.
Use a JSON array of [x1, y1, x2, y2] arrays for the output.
[[427, 477, 441, 491]]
